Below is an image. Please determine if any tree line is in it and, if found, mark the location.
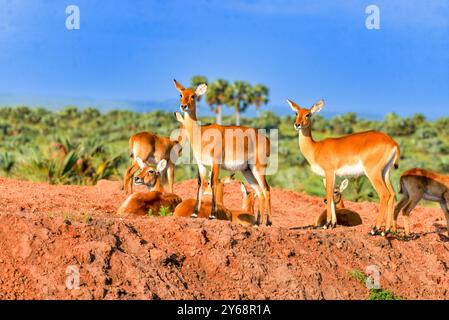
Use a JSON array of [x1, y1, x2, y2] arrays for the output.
[[0, 105, 448, 205], [189, 76, 269, 125]]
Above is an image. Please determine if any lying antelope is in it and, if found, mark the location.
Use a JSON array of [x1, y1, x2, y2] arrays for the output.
[[174, 175, 257, 227], [394, 168, 449, 236], [118, 158, 181, 216], [315, 179, 362, 227], [174, 80, 271, 226], [287, 99, 400, 234], [123, 131, 183, 194]]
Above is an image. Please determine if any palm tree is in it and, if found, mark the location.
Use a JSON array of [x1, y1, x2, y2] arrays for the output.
[[252, 84, 269, 116], [206, 79, 229, 124], [190, 75, 208, 103], [226, 81, 253, 126]]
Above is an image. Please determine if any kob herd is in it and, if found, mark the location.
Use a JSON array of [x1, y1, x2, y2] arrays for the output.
[[117, 80, 449, 239]]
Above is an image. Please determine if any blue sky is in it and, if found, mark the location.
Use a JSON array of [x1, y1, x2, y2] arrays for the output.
[[0, 0, 448, 118]]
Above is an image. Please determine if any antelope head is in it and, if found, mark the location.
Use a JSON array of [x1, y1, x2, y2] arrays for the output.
[[287, 99, 324, 130], [323, 178, 349, 208], [134, 158, 167, 189], [173, 79, 207, 119]]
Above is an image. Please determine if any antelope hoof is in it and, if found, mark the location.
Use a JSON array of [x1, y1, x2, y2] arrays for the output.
[[209, 215, 216, 220], [381, 228, 392, 237], [323, 221, 334, 230], [266, 220, 272, 227], [369, 227, 382, 236], [191, 212, 198, 219]]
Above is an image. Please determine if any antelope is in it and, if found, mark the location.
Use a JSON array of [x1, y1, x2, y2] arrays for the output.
[[287, 99, 400, 234], [315, 179, 363, 227], [174, 175, 257, 227], [394, 168, 449, 236], [123, 131, 183, 194], [173, 80, 272, 226], [118, 158, 182, 216]]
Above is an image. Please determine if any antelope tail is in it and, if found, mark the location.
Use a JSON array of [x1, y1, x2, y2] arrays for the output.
[[394, 146, 400, 170]]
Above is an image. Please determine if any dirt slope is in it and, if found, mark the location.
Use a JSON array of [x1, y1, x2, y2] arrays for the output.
[[0, 177, 448, 300]]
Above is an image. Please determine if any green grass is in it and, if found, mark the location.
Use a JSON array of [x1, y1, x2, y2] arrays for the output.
[[368, 289, 402, 300], [147, 207, 172, 217], [348, 269, 403, 300], [348, 269, 367, 283], [158, 206, 172, 217]]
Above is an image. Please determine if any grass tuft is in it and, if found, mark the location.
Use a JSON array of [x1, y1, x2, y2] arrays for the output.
[[348, 268, 403, 300], [158, 206, 172, 217]]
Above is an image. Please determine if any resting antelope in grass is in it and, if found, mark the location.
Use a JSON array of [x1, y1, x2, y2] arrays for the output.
[[118, 158, 181, 216], [287, 99, 400, 234], [173, 80, 272, 226], [123, 131, 183, 194], [174, 175, 257, 227], [394, 168, 449, 236], [315, 179, 362, 227]]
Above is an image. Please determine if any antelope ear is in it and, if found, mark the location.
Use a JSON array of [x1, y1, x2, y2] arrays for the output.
[[136, 157, 146, 169], [195, 84, 208, 96], [339, 179, 349, 192], [174, 112, 184, 124], [310, 99, 324, 114], [240, 183, 248, 196], [156, 159, 167, 173], [174, 79, 185, 92], [287, 99, 298, 112]]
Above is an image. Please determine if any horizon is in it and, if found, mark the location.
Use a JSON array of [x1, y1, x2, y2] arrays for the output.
[[0, 0, 448, 118]]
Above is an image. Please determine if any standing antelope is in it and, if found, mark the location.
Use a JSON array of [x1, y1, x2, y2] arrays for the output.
[[287, 99, 400, 234], [123, 131, 182, 194], [173, 80, 272, 226], [118, 158, 182, 216], [394, 168, 449, 236], [315, 179, 363, 227]]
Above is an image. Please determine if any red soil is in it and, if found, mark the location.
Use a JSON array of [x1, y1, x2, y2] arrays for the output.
[[0, 176, 448, 300]]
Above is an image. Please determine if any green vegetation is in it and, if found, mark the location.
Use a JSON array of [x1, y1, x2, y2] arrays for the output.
[[158, 206, 172, 217], [147, 207, 172, 217], [368, 289, 401, 301], [348, 269, 402, 300], [0, 105, 448, 205]]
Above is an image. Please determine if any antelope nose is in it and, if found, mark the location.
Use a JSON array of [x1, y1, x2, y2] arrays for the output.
[[323, 199, 328, 205], [134, 176, 141, 183], [181, 105, 188, 112], [294, 123, 300, 130]]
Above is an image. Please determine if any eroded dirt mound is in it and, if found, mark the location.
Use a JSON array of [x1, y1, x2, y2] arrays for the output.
[[0, 177, 448, 300]]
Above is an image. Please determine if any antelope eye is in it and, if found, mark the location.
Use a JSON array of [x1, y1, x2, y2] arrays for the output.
[[191, 95, 196, 99], [179, 94, 182, 98], [305, 114, 311, 118], [149, 170, 154, 174], [334, 191, 339, 195]]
